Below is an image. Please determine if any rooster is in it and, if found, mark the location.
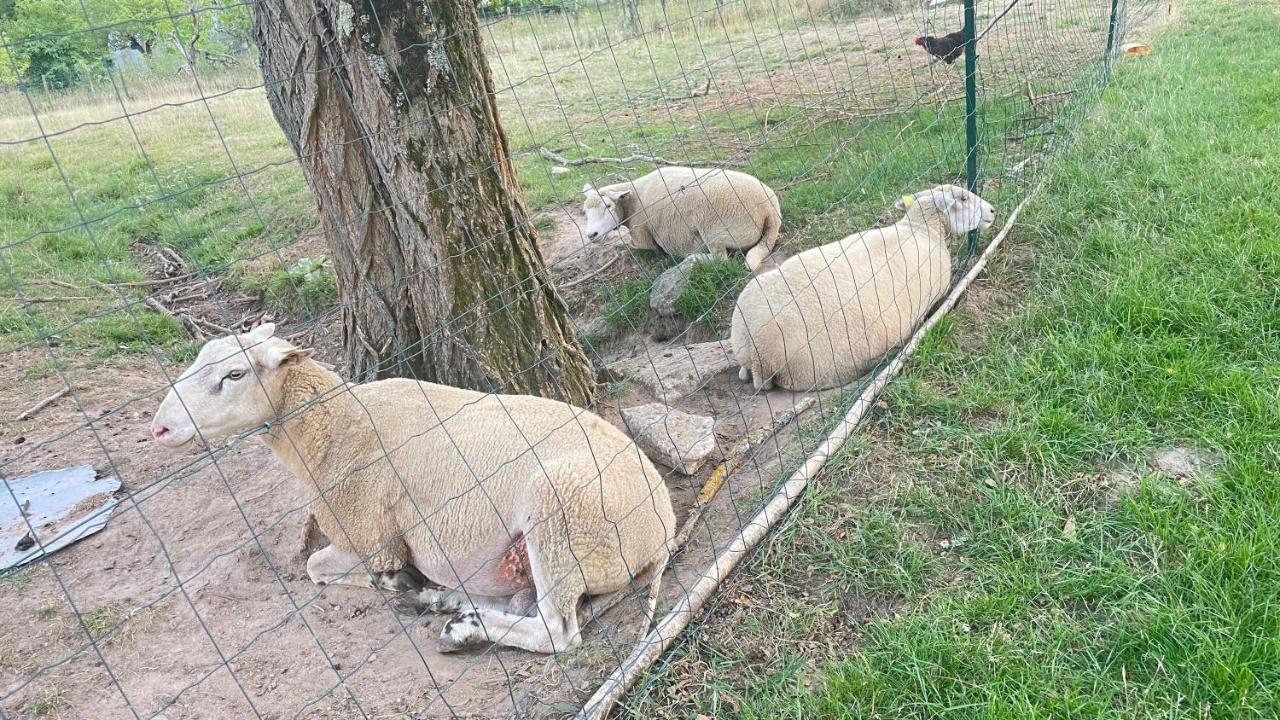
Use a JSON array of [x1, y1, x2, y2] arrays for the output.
[[914, 0, 1021, 65], [914, 32, 966, 64]]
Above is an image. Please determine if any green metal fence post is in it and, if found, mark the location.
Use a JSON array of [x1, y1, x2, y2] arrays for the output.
[[963, 0, 979, 257], [1105, 0, 1122, 71]]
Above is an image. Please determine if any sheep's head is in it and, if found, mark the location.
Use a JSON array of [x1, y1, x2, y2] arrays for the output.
[[581, 183, 630, 241], [151, 323, 312, 449], [897, 184, 995, 235]]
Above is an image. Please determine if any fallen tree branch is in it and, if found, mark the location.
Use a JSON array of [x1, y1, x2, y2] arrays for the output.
[[666, 76, 712, 101], [190, 315, 232, 336], [975, 0, 1020, 43], [23, 296, 93, 304], [145, 296, 206, 339], [18, 387, 69, 421], [1025, 80, 1077, 108], [558, 252, 622, 290], [539, 146, 677, 167], [100, 272, 196, 289]]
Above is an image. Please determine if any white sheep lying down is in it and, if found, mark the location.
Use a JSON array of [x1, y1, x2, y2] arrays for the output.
[[731, 184, 996, 391], [582, 166, 782, 271], [151, 324, 676, 654]]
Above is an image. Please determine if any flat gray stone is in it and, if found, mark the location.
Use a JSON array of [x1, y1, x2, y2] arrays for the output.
[[622, 403, 716, 475], [649, 256, 699, 317], [1149, 446, 1219, 479], [607, 340, 735, 400]]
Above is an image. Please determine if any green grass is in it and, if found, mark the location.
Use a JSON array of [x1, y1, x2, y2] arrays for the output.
[[675, 258, 750, 327], [597, 277, 654, 333], [627, 2, 1280, 717], [0, 567, 35, 593], [23, 687, 64, 717], [233, 255, 339, 317]]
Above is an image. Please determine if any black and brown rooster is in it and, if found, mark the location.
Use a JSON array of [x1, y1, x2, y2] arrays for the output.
[[914, 32, 966, 64]]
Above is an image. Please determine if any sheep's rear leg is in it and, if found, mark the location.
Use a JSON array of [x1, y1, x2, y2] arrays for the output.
[[752, 368, 775, 392], [437, 594, 580, 655], [744, 241, 770, 271], [437, 543, 583, 654], [395, 585, 513, 616], [373, 565, 427, 593], [306, 545, 378, 589], [307, 545, 423, 592]]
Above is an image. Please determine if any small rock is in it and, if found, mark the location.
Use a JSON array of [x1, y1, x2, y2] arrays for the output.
[[607, 340, 736, 400], [621, 403, 716, 475], [648, 256, 700, 317], [550, 166, 570, 175], [1149, 446, 1218, 479]]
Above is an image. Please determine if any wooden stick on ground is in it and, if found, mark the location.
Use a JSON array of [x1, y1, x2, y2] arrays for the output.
[[18, 387, 70, 421], [558, 252, 622, 290], [539, 147, 677, 167], [102, 272, 197, 288]]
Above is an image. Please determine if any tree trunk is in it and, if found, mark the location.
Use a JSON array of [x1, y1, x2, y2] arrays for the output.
[[624, 0, 642, 32], [251, 0, 595, 405]]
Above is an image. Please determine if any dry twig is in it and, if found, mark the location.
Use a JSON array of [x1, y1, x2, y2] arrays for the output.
[[539, 147, 677, 167], [18, 387, 70, 421]]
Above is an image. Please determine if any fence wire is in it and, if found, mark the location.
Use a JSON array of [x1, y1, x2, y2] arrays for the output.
[[1, 0, 1160, 717]]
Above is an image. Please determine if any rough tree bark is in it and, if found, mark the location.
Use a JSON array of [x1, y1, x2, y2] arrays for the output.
[[251, 0, 595, 404]]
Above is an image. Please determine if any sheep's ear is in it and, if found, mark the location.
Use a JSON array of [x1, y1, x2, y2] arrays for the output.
[[245, 322, 276, 343], [604, 188, 631, 202], [582, 183, 594, 196], [933, 189, 960, 211], [261, 344, 313, 369], [895, 194, 915, 211]]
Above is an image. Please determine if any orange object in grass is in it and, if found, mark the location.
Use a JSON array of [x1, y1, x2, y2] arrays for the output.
[[1121, 42, 1152, 56]]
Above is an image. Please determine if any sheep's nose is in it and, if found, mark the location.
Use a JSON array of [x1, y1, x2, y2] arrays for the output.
[[152, 423, 171, 442], [587, 231, 598, 241]]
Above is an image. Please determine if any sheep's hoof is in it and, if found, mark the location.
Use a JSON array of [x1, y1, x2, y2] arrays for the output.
[[438, 612, 484, 653], [738, 367, 750, 383], [377, 566, 427, 593]]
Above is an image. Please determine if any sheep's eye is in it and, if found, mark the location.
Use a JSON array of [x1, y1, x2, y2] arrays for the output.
[[225, 369, 246, 382]]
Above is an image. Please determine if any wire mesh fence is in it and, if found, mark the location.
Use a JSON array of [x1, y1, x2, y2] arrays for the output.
[[1, 0, 1161, 717]]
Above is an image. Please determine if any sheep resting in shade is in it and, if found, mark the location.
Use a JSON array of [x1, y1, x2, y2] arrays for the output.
[[581, 166, 782, 271], [151, 324, 676, 654], [731, 184, 995, 391]]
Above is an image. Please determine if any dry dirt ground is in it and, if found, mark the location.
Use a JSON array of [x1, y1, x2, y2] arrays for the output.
[[0, 206, 832, 719]]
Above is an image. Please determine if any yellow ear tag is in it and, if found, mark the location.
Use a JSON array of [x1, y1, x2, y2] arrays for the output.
[[900, 194, 915, 208]]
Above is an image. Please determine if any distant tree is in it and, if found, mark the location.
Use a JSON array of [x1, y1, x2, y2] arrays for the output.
[[250, 0, 595, 402], [2, 0, 100, 86], [0, 0, 252, 87]]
